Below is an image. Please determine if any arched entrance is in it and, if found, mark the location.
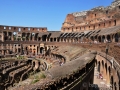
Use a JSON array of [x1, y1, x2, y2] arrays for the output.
[[50, 38, 53, 42], [98, 36, 101, 42], [110, 76, 114, 88], [102, 35, 105, 42], [97, 61, 100, 72], [42, 35, 47, 41], [40, 47, 44, 54], [107, 35, 111, 42], [115, 33, 119, 42], [90, 36, 94, 41], [18, 48, 21, 53], [102, 60, 104, 68]]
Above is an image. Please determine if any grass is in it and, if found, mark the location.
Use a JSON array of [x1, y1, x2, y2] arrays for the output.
[[16, 55, 27, 60], [29, 72, 46, 84]]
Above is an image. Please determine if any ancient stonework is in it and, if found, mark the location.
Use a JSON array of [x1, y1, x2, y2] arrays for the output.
[[0, 0, 120, 90]]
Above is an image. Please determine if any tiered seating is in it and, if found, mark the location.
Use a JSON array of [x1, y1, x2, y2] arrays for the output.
[[51, 45, 87, 62]]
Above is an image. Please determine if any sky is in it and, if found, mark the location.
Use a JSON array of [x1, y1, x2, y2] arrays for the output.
[[0, 0, 113, 31]]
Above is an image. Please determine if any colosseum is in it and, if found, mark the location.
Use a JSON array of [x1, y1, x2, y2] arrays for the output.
[[0, 0, 120, 90]]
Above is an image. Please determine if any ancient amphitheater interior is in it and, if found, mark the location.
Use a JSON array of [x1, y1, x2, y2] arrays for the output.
[[1, 0, 120, 90]]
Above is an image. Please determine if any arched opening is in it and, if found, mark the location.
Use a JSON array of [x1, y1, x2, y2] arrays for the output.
[[105, 63, 107, 73], [25, 47, 28, 50], [40, 47, 44, 54], [102, 35, 105, 42], [4, 36, 8, 41], [90, 36, 94, 41], [18, 48, 21, 53], [115, 33, 119, 42], [107, 35, 111, 42], [98, 36, 101, 42], [34, 33, 38, 41], [54, 38, 56, 42], [38, 37, 41, 41], [97, 61, 100, 72], [50, 38, 53, 42], [94, 35, 97, 40], [76, 38, 78, 43], [108, 66, 111, 75], [57, 38, 60, 42], [26, 33, 30, 41], [114, 20, 116, 26], [42, 35, 47, 41], [102, 60, 104, 68], [110, 76, 114, 87]]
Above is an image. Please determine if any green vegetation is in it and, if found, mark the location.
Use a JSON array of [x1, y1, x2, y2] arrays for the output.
[[31, 79, 39, 84], [17, 55, 26, 60], [30, 72, 46, 84], [22, 37, 26, 41], [1, 57, 16, 60], [14, 36, 16, 40]]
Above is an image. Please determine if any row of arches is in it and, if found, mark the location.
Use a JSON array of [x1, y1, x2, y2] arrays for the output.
[[96, 54, 119, 90], [92, 33, 119, 43], [62, 20, 117, 32]]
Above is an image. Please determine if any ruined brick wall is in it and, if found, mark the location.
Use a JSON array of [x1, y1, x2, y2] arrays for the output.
[[61, 0, 120, 32], [0, 25, 47, 33]]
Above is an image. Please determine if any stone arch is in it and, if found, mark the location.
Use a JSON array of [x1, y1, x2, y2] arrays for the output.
[[94, 35, 97, 40], [40, 47, 44, 54], [107, 35, 111, 42], [114, 20, 116, 26], [110, 76, 114, 87], [54, 38, 56, 42], [50, 38, 53, 42], [98, 36, 101, 42], [102, 35, 105, 42], [18, 48, 21, 53], [42, 35, 47, 41], [112, 34, 114, 40], [108, 66, 111, 75], [97, 61, 100, 72], [38, 37, 41, 41], [90, 36, 94, 41], [105, 63, 107, 73], [114, 33, 119, 42], [102, 60, 104, 68]]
